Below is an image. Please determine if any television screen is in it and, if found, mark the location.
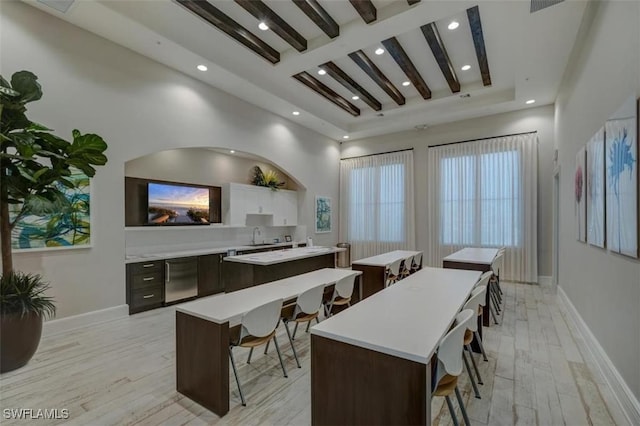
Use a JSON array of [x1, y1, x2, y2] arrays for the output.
[[147, 182, 210, 225]]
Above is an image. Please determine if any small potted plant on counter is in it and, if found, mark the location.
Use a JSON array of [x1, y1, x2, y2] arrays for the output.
[[0, 70, 108, 372]]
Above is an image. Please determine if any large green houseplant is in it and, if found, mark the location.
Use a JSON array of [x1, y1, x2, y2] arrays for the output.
[[0, 71, 108, 372]]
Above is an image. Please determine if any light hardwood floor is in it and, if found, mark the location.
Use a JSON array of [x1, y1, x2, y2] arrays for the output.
[[0, 282, 629, 425]]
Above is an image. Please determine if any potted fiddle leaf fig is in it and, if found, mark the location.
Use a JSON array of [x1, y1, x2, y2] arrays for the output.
[[0, 70, 108, 373]]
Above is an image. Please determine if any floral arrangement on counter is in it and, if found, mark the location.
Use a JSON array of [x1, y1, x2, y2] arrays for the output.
[[251, 166, 284, 191]]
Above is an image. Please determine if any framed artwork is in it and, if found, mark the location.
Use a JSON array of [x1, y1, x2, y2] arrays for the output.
[[575, 147, 586, 242], [315, 196, 332, 233], [10, 168, 93, 251], [284, 235, 292, 242], [605, 96, 638, 258], [586, 127, 606, 248]]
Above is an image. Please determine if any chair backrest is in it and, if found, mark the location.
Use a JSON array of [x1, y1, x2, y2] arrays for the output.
[[463, 285, 486, 332], [434, 309, 474, 386], [334, 274, 356, 299], [475, 271, 492, 295], [491, 252, 504, 276], [388, 258, 403, 276], [412, 252, 423, 268], [295, 285, 325, 316], [241, 298, 283, 340], [403, 256, 414, 273]]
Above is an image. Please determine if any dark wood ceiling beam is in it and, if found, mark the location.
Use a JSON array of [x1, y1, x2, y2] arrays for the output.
[[292, 72, 360, 116], [381, 37, 431, 100], [235, 0, 307, 52], [292, 0, 339, 39], [466, 5, 492, 86], [420, 22, 460, 93], [407, 0, 421, 5], [349, 0, 377, 24], [348, 50, 405, 105], [321, 61, 382, 111], [176, 0, 279, 64]]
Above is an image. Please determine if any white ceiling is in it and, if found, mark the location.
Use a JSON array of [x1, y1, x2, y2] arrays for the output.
[[26, 0, 588, 141]]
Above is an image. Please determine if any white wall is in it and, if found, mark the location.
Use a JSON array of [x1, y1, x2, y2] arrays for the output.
[[1, 1, 340, 319], [341, 104, 555, 277], [555, 0, 640, 401]]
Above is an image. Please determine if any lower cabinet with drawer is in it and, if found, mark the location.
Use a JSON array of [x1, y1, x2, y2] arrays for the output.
[[126, 260, 165, 314]]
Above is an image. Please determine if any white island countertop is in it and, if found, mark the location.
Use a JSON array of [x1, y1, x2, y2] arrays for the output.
[[224, 246, 344, 265]]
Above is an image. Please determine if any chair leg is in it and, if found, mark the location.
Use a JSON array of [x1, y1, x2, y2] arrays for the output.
[[490, 303, 500, 325], [315, 317, 320, 324], [466, 344, 483, 385], [229, 347, 246, 406], [474, 331, 488, 362], [462, 350, 481, 399], [264, 340, 270, 355], [455, 386, 471, 426], [246, 347, 254, 364], [490, 286, 501, 313], [292, 322, 299, 340], [445, 395, 460, 426], [272, 336, 288, 378], [283, 321, 301, 368], [305, 321, 311, 333]]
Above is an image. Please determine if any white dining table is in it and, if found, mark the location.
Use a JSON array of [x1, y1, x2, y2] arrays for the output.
[[351, 250, 423, 299]]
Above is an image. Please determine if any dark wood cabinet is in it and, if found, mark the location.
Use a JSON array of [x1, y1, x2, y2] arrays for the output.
[[126, 260, 165, 314], [198, 254, 224, 297]]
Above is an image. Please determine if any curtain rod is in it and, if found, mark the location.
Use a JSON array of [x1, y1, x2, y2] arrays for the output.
[[428, 131, 537, 148], [340, 148, 414, 161]]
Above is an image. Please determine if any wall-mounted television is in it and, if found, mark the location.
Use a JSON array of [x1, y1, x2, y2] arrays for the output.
[[147, 181, 215, 225]]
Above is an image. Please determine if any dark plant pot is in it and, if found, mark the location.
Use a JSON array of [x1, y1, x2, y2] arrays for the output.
[[0, 312, 43, 373]]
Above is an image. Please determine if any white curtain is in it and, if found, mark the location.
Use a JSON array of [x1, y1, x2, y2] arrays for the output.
[[427, 133, 538, 283], [340, 150, 415, 261]]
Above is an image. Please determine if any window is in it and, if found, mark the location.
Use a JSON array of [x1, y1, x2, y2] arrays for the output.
[[440, 150, 521, 247]]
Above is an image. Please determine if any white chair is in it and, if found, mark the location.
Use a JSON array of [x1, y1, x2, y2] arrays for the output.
[[432, 309, 475, 426], [489, 251, 504, 323], [282, 285, 324, 368], [324, 274, 355, 317], [229, 298, 287, 406], [411, 252, 423, 273], [462, 283, 489, 399], [385, 258, 403, 287], [400, 255, 414, 279]]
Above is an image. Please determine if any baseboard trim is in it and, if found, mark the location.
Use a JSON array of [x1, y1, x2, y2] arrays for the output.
[[538, 276, 552, 287], [43, 305, 128, 336], [557, 287, 640, 426]]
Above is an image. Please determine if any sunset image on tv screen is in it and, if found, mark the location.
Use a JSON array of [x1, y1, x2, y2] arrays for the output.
[[148, 183, 209, 224]]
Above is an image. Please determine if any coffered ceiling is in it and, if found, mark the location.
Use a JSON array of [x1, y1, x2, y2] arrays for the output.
[[26, 0, 588, 141]]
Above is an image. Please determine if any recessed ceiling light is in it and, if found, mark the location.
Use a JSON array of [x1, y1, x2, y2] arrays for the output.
[[448, 21, 459, 30], [292, 111, 300, 116], [375, 48, 385, 55], [258, 22, 269, 31], [526, 99, 536, 104], [230, 150, 235, 154], [352, 95, 360, 100], [461, 64, 471, 71], [402, 81, 411, 87], [343, 135, 350, 139], [318, 69, 326, 75], [196, 64, 208, 71]]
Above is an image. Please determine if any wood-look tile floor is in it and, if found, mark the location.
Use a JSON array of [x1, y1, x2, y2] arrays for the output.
[[0, 282, 629, 426]]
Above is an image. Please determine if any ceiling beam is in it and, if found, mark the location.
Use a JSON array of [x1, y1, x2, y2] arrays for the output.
[[292, 72, 360, 116], [321, 61, 382, 111], [466, 5, 492, 86], [381, 37, 431, 100], [235, 0, 307, 52], [420, 22, 460, 93], [292, 0, 339, 39], [349, 50, 405, 106], [176, 0, 279, 64], [349, 0, 377, 24]]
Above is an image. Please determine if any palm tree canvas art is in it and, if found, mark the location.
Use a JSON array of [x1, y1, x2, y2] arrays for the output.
[[586, 128, 605, 248], [575, 147, 586, 242], [605, 96, 638, 258]]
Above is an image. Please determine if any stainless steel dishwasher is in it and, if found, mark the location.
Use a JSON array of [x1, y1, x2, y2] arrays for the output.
[[165, 257, 198, 303]]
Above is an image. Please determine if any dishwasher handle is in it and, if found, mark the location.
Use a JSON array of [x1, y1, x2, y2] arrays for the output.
[[165, 262, 170, 282]]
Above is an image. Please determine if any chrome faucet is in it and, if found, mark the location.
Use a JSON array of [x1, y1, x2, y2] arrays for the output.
[[252, 227, 261, 245]]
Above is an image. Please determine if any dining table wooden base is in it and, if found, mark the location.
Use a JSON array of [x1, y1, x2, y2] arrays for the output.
[[311, 334, 429, 425]]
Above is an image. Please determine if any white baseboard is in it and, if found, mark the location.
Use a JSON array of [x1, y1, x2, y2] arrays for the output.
[[538, 276, 552, 287], [557, 287, 640, 426], [43, 305, 128, 336]]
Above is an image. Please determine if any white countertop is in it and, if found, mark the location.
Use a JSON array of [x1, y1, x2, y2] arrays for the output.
[[310, 267, 480, 364], [124, 241, 306, 264], [351, 250, 422, 267], [442, 247, 499, 265], [224, 246, 344, 265], [176, 268, 361, 326]]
